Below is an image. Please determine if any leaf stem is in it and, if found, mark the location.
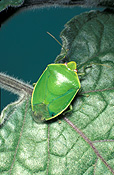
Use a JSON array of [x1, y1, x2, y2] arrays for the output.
[[0, 73, 33, 96]]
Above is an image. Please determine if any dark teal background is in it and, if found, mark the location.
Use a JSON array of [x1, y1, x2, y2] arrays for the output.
[[0, 7, 102, 111]]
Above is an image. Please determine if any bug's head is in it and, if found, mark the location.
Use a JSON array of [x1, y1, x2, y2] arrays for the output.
[[66, 61, 78, 73]]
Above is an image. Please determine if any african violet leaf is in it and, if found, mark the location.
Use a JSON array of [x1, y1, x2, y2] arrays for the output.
[[0, 0, 114, 13], [0, 9, 114, 174], [0, 0, 23, 12]]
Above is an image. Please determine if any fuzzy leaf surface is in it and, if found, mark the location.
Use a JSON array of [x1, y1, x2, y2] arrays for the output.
[[0, 0, 23, 12]]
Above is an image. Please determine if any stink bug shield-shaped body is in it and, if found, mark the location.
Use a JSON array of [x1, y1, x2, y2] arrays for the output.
[[31, 61, 81, 121]]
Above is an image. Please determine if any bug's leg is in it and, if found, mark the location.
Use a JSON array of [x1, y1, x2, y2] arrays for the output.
[[81, 93, 90, 97], [78, 63, 94, 76], [32, 83, 36, 87], [78, 63, 111, 77], [63, 105, 73, 115], [69, 105, 73, 112], [58, 120, 61, 124]]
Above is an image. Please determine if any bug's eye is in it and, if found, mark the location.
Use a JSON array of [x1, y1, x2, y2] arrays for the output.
[[74, 69, 78, 72], [64, 62, 67, 66]]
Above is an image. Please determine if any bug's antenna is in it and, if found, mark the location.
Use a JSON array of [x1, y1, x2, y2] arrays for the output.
[[47, 32, 67, 55]]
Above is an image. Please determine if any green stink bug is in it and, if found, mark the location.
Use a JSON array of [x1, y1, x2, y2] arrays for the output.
[[31, 61, 81, 121], [31, 33, 110, 121]]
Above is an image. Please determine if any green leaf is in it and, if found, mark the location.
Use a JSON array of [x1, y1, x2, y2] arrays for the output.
[[0, 10, 114, 174], [0, 0, 23, 12]]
